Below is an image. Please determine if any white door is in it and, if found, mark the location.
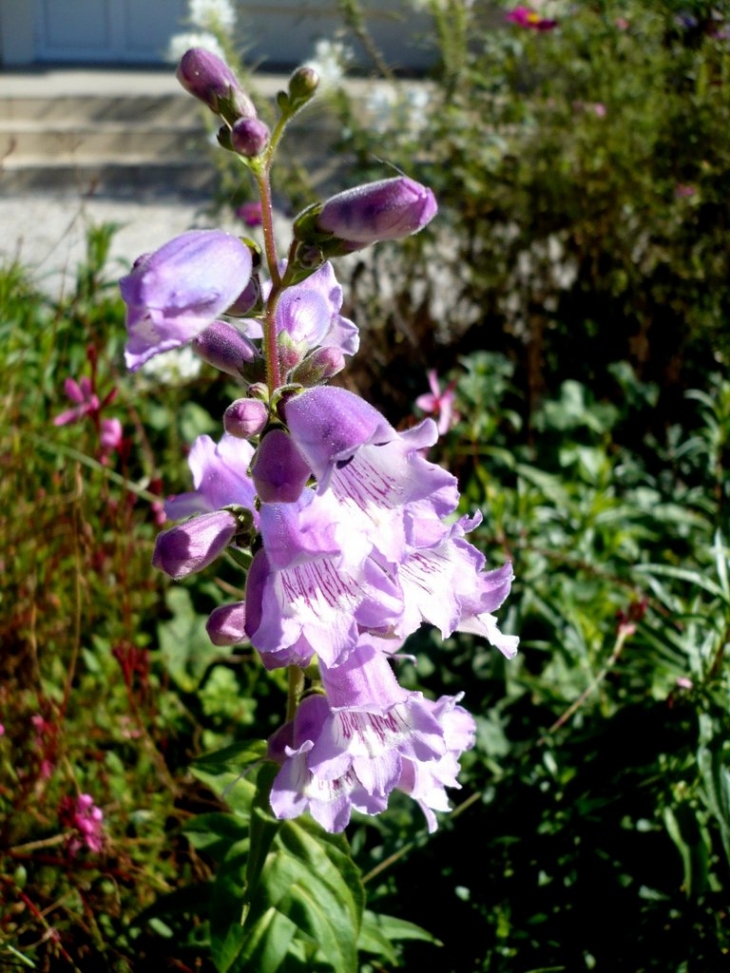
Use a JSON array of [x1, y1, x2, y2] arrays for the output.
[[35, 0, 186, 63]]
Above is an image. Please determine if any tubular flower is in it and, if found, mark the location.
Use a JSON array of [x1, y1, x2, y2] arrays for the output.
[[120, 230, 253, 370], [268, 637, 476, 832], [316, 176, 437, 248]]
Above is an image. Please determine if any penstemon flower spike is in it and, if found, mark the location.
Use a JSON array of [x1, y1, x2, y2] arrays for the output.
[[120, 47, 518, 843]]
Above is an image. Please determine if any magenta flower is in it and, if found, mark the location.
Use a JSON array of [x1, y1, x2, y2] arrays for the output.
[[120, 230, 253, 370], [506, 6, 557, 30], [59, 793, 105, 856], [236, 201, 263, 226], [316, 176, 437, 248], [54, 376, 99, 427], [415, 369, 460, 434], [100, 418, 123, 453]]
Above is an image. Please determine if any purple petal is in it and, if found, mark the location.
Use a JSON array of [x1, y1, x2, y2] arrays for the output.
[[152, 510, 237, 579], [251, 430, 312, 504], [121, 230, 252, 371]]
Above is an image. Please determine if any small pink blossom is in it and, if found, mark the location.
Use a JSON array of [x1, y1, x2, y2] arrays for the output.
[[59, 793, 105, 856], [415, 370, 460, 435], [615, 17, 629, 30], [237, 201, 264, 226], [675, 184, 696, 199], [100, 417, 123, 453], [506, 6, 557, 31], [592, 103, 607, 117], [54, 377, 99, 427]]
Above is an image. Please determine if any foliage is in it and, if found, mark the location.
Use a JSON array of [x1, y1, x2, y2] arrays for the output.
[[323, 0, 730, 428]]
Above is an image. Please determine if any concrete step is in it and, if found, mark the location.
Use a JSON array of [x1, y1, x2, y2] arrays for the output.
[[1, 122, 206, 161], [0, 69, 406, 196], [0, 93, 201, 124], [0, 160, 215, 195]]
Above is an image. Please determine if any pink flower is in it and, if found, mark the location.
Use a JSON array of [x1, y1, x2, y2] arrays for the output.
[[675, 184, 696, 199], [100, 418, 123, 453], [592, 103, 607, 117], [506, 6, 557, 30], [54, 376, 99, 427], [237, 201, 264, 226], [60, 793, 105, 855], [415, 370, 460, 435]]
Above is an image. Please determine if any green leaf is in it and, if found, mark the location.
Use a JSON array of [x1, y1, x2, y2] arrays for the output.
[[698, 743, 730, 865], [158, 587, 228, 691], [190, 740, 267, 821], [194, 740, 269, 774], [244, 762, 283, 920], [215, 813, 365, 973], [358, 909, 441, 964], [633, 563, 727, 602], [662, 804, 710, 897], [183, 812, 249, 861]]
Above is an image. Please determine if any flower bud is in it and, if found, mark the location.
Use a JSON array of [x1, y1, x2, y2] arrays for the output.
[[177, 48, 256, 122], [224, 397, 269, 439], [250, 429, 311, 503], [248, 382, 269, 401], [226, 276, 260, 317], [207, 602, 248, 645], [231, 117, 270, 157], [316, 176, 437, 247], [192, 320, 258, 377], [290, 346, 346, 386], [152, 510, 237, 579], [288, 66, 319, 106], [277, 330, 305, 374]]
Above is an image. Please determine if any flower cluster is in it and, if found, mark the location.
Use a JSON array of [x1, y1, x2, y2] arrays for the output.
[[120, 48, 517, 833], [58, 793, 105, 856]]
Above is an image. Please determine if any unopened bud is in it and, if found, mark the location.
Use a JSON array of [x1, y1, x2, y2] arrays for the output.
[[192, 320, 258, 377], [227, 276, 261, 316], [290, 347, 346, 386], [231, 117, 270, 158], [177, 48, 256, 122], [153, 510, 237, 579], [224, 397, 269, 439], [288, 66, 320, 106], [207, 602, 247, 646], [316, 176, 437, 248], [277, 330, 305, 375], [248, 382, 269, 401], [250, 429, 311, 503]]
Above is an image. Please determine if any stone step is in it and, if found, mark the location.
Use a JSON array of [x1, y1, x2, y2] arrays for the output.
[[0, 93, 198, 124], [0, 160, 215, 195], [1, 123, 206, 161]]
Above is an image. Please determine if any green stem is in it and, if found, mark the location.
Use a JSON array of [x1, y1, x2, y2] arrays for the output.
[[286, 666, 305, 723]]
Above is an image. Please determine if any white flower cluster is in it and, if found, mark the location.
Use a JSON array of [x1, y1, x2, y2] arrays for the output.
[[164, 0, 236, 64], [304, 39, 355, 87]]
